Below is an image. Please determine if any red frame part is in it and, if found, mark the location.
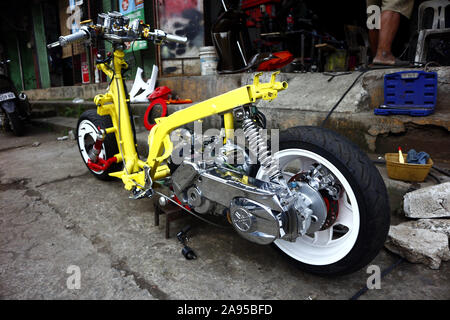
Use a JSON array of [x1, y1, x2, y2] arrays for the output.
[[87, 156, 117, 172]]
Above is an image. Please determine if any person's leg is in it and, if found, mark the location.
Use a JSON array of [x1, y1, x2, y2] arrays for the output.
[[368, 29, 379, 57], [366, 0, 381, 58], [373, 10, 401, 65]]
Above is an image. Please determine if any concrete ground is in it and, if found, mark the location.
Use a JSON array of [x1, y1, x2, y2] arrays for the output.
[[0, 124, 449, 300]]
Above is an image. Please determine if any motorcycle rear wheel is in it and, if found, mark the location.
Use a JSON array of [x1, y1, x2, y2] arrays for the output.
[[256, 126, 390, 276]]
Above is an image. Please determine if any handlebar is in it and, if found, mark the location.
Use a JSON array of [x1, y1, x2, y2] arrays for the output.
[[47, 27, 90, 48], [165, 33, 188, 44], [46, 12, 188, 49]]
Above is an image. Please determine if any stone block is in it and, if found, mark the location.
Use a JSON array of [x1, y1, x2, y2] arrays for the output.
[[385, 224, 450, 269], [404, 182, 450, 219]]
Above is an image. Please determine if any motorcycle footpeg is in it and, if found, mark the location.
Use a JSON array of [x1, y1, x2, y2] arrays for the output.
[[176, 225, 191, 245], [181, 246, 197, 260], [129, 187, 153, 200]]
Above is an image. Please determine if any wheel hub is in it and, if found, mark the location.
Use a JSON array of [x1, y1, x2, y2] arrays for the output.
[[288, 180, 328, 235], [288, 167, 343, 236]]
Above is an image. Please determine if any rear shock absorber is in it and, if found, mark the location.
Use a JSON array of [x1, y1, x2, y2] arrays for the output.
[[88, 127, 106, 163], [86, 127, 117, 172], [242, 115, 282, 182]]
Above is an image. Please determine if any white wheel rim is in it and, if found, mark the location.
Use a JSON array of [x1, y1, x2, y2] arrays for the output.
[[256, 149, 360, 266], [77, 119, 107, 175]]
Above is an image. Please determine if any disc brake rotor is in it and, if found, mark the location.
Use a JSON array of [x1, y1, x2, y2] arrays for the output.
[[319, 190, 339, 230]]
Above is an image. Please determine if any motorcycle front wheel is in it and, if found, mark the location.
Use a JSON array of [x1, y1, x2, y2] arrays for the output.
[[256, 126, 390, 276], [7, 110, 25, 136]]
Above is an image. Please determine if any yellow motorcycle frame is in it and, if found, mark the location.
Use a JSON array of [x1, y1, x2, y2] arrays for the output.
[[94, 48, 288, 192]]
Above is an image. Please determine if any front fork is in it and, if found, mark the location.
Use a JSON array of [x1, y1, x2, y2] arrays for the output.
[[95, 50, 142, 181]]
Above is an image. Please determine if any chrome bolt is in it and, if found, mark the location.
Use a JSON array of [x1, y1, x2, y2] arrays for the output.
[[158, 196, 168, 207]]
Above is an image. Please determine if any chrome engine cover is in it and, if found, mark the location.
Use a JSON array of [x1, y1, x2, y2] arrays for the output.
[[171, 158, 331, 244], [172, 161, 285, 212], [171, 161, 287, 244], [230, 198, 282, 245]]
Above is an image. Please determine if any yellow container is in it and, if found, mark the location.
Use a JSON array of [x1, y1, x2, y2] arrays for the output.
[[385, 153, 433, 182]]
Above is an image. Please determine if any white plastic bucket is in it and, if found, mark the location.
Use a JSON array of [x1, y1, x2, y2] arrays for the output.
[[199, 46, 218, 76]]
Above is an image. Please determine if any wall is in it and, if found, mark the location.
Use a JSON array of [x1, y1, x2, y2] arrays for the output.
[[4, 30, 38, 91], [1, 1, 42, 91], [156, 0, 204, 75]]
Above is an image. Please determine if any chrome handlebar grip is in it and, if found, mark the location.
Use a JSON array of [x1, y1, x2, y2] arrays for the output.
[[47, 41, 61, 49], [148, 29, 187, 44], [47, 27, 90, 49]]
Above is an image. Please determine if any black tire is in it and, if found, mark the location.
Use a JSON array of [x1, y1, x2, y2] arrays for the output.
[[272, 126, 390, 276], [76, 109, 122, 180], [7, 110, 25, 136]]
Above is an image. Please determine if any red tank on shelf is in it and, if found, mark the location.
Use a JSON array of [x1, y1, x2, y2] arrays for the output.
[[241, 0, 281, 28]]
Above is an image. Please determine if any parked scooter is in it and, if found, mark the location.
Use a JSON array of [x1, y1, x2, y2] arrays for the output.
[[48, 12, 390, 276], [0, 59, 31, 136]]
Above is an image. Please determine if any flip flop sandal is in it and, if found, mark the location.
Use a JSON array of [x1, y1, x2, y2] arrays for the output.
[[372, 58, 410, 67]]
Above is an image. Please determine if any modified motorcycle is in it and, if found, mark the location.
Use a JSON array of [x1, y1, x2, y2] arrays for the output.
[[48, 12, 390, 276], [0, 59, 31, 136]]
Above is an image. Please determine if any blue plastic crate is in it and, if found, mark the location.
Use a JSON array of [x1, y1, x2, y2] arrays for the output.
[[374, 70, 437, 116], [374, 106, 435, 116]]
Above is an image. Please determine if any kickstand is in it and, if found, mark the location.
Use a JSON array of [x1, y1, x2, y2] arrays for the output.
[[176, 225, 197, 260]]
